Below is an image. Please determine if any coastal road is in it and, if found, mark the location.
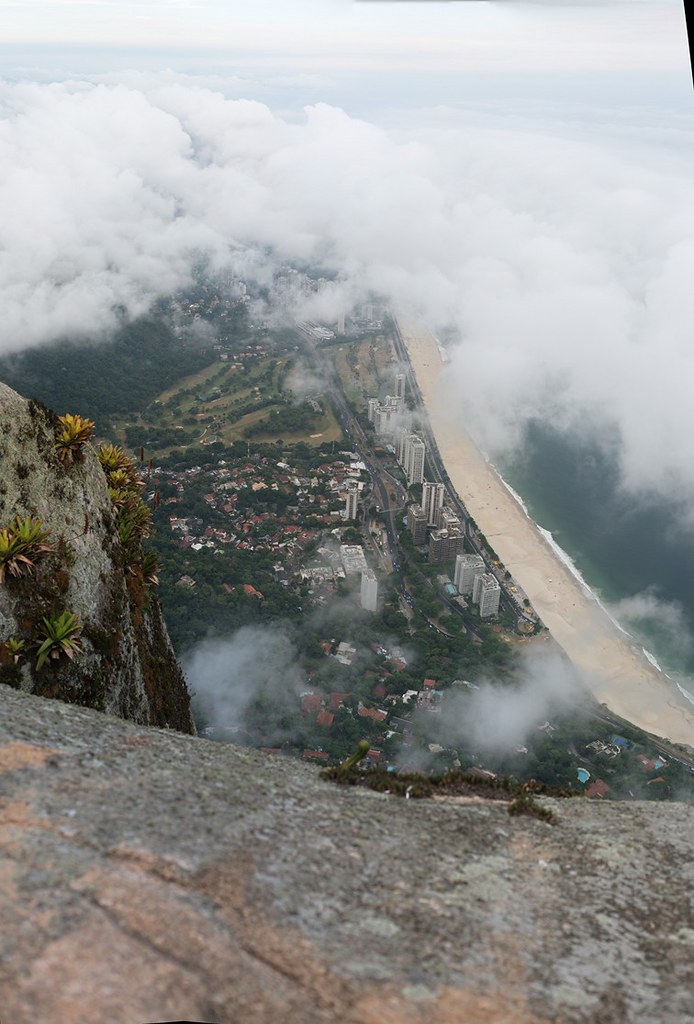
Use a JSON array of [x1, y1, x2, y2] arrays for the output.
[[326, 343, 498, 642], [391, 315, 536, 629]]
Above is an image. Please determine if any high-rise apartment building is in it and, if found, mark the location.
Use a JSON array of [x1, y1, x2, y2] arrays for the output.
[[404, 434, 425, 485], [373, 395, 402, 437], [395, 428, 408, 464], [473, 573, 501, 617], [394, 372, 406, 400], [407, 503, 428, 545], [360, 569, 378, 612], [344, 480, 359, 521], [428, 528, 465, 565], [437, 507, 462, 533], [454, 554, 486, 595], [422, 482, 445, 527]]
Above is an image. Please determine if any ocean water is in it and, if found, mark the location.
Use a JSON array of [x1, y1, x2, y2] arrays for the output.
[[495, 421, 694, 704]]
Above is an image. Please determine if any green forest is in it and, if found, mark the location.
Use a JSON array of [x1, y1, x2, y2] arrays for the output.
[[0, 316, 215, 424]]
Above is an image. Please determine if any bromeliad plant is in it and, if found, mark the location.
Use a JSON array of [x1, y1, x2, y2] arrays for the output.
[[97, 443, 133, 475], [55, 413, 95, 464], [140, 549, 160, 587], [0, 516, 53, 584], [34, 611, 83, 670], [98, 443, 157, 583], [0, 528, 32, 583], [12, 515, 53, 551], [99, 446, 145, 514], [1, 636, 26, 665]]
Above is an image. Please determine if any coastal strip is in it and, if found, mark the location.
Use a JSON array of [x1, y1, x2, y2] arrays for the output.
[[395, 311, 694, 749]]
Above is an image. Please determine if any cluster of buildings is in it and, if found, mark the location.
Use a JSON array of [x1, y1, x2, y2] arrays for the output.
[[295, 320, 336, 343], [296, 644, 445, 766], [453, 553, 501, 618], [409, 484, 465, 559], [367, 371, 427, 487], [407, 488, 500, 617], [339, 543, 379, 612], [368, 392, 404, 438], [160, 452, 383, 613], [157, 454, 364, 565]]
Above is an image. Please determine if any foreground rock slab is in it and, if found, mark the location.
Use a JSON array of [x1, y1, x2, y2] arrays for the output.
[[1, 684, 693, 1024]]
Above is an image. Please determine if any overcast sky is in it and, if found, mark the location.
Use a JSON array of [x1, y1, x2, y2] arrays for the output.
[[1, 0, 688, 74], [1, 0, 693, 506]]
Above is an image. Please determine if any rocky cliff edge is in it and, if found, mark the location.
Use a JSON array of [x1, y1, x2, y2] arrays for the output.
[[1, 684, 693, 1024], [0, 383, 193, 732]]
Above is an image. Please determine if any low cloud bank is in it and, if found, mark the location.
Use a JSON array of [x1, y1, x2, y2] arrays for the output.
[[424, 649, 580, 754], [609, 588, 694, 666], [2, 75, 694, 505], [183, 625, 304, 737]]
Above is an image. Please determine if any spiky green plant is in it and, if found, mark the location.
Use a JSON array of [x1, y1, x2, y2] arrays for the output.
[[97, 443, 131, 474], [0, 528, 34, 583], [55, 414, 95, 464], [2, 637, 26, 664], [34, 611, 83, 670], [108, 487, 137, 512], [0, 517, 54, 584], [100, 446, 147, 527], [119, 502, 152, 543], [141, 549, 160, 587], [107, 468, 141, 490], [11, 515, 53, 552]]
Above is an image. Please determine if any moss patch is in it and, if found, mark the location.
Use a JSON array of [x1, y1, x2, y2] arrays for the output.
[[321, 766, 572, 823]]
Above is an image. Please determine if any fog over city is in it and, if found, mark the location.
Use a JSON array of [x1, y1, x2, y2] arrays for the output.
[[2, 75, 692, 495], [0, 2, 692, 509]]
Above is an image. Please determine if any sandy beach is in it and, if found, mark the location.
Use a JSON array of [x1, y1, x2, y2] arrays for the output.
[[396, 313, 694, 749]]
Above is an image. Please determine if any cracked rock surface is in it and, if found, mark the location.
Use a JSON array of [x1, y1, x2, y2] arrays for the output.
[[1, 684, 693, 1024]]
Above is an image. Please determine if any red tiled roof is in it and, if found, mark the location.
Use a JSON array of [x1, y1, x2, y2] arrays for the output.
[[302, 750, 330, 761], [358, 706, 387, 722], [329, 692, 350, 711], [585, 779, 610, 799], [301, 694, 323, 716], [636, 755, 656, 771], [316, 710, 335, 728]]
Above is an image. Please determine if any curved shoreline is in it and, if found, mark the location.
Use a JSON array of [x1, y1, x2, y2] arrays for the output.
[[396, 312, 694, 748]]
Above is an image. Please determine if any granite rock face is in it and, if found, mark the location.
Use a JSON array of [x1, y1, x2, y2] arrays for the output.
[[1, 684, 693, 1024], [0, 383, 193, 732]]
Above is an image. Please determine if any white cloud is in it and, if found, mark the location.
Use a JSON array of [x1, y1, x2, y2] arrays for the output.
[[1, 75, 694, 506], [427, 648, 577, 754], [183, 625, 305, 737], [609, 589, 694, 664]]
